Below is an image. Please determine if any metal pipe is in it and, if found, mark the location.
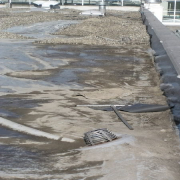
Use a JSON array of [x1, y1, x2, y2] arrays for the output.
[[76, 104, 127, 107], [111, 105, 133, 130], [0, 117, 60, 140]]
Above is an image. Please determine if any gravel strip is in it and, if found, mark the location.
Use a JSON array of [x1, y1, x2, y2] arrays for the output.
[[0, 8, 87, 39], [36, 11, 149, 46], [0, 8, 149, 46]]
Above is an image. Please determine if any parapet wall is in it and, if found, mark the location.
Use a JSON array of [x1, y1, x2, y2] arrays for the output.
[[142, 9, 180, 77], [141, 9, 180, 124]]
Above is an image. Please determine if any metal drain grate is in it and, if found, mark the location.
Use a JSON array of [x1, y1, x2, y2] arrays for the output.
[[84, 128, 117, 146]]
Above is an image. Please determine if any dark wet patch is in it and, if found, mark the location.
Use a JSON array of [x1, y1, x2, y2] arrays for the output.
[[0, 144, 46, 171], [3, 43, 152, 90], [44, 68, 88, 86], [0, 108, 19, 118], [28, 91, 42, 94], [0, 134, 85, 177], [0, 95, 50, 118], [84, 175, 104, 180], [0, 126, 30, 139]]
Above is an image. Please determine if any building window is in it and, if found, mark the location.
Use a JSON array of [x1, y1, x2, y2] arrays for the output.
[[162, 0, 180, 23]]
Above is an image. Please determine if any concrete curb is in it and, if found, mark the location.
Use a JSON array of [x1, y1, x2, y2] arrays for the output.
[[142, 9, 180, 78]]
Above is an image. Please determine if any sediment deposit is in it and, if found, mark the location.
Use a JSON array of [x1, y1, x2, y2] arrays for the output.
[[0, 7, 180, 180]]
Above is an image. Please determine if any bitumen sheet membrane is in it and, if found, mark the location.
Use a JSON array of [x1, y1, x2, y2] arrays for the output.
[[141, 9, 180, 124]]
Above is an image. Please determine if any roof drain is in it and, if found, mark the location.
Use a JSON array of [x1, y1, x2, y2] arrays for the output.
[[84, 128, 117, 146]]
